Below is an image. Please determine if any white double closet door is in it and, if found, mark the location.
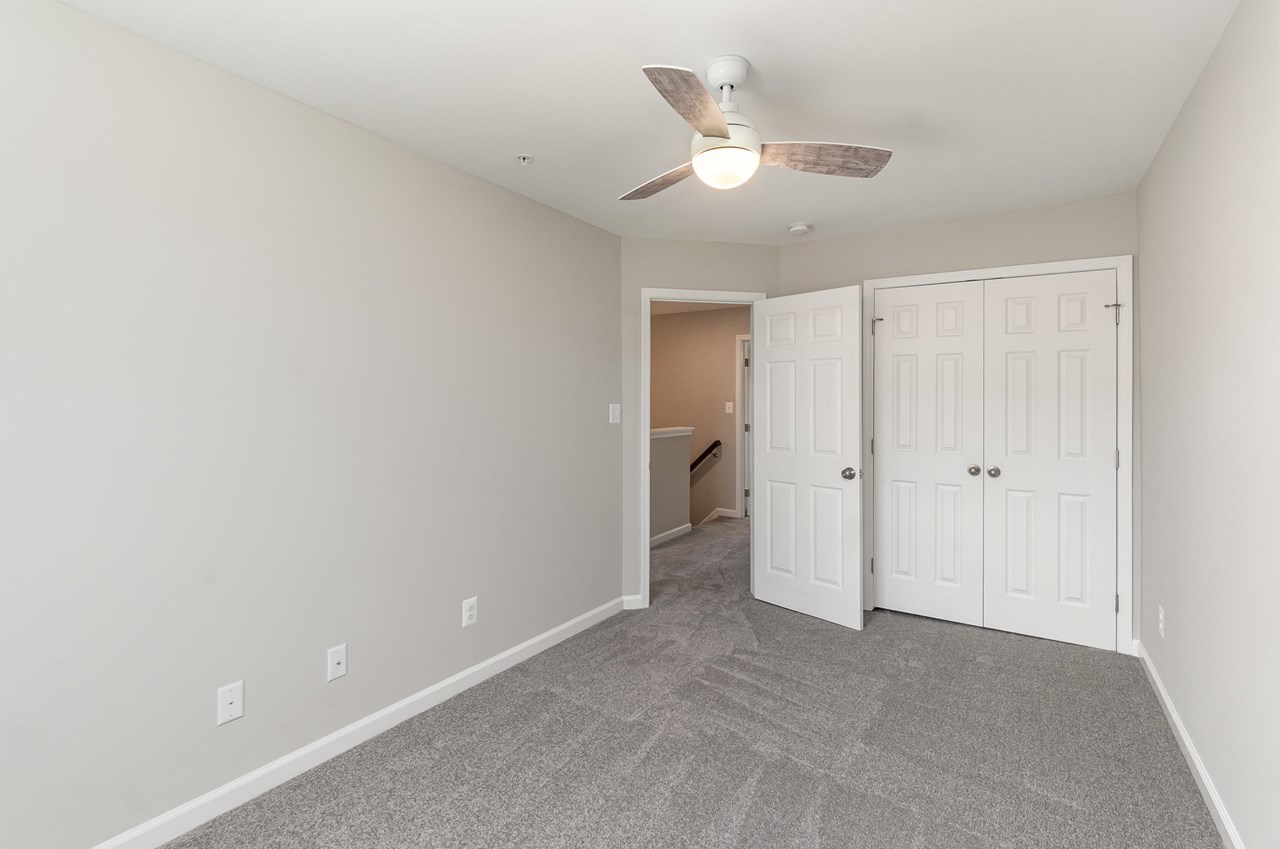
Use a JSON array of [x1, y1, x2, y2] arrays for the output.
[[872, 271, 1119, 650]]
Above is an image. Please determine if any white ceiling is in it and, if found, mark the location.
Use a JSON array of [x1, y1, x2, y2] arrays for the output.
[[62, 0, 1237, 246]]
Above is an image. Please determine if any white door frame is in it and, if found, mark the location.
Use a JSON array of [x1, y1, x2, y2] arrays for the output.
[[862, 256, 1135, 654], [638, 288, 767, 608], [735, 333, 751, 520]]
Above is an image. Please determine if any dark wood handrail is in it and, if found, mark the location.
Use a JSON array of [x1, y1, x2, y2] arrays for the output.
[[690, 439, 723, 474]]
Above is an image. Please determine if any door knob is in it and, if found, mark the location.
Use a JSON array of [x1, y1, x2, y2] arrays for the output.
[[841, 467, 857, 480], [987, 466, 1001, 478], [967, 464, 981, 476]]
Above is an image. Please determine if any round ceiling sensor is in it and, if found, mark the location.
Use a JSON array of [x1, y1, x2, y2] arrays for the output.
[[788, 222, 815, 236], [516, 154, 534, 166]]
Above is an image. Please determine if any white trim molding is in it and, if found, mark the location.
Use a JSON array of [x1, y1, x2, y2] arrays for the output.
[[861, 256, 1136, 654], [638, 288, 767, 608], [621, 594, 645, 610], [698, 507, 740, 526], [649, 522, 692, 546], [90, 597, 625, 849], [1135, 641, 1245, 849]]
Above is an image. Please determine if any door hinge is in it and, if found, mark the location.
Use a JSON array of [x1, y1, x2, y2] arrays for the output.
[[870, 558, 875, 574], [744, 357, 750, 367], [870, 437, 874, 455], [744, 488, 750, 498], [1116, 448, 1120, 470], [1116, 594, 1120, 613], [871, 317, 885, 335], [744, 423, 750, 433], [1105, 303, 1122, 325]]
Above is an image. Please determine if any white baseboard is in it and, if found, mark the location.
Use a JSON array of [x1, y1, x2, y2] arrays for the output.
[[622, 594, 645, 610], [1135, 640, 1244, 849], [698, 507, 740, 526], [649, 523, 691, 546], [91, 596, 625, 849]]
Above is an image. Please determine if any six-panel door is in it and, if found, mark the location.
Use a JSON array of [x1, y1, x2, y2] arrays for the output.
[[982, 271, 1118, 650], [751, 287, 863, 629], [872, 281, 985, 625]]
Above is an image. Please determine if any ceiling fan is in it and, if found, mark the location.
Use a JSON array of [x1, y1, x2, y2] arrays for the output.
[[620, 55, 892, 201]]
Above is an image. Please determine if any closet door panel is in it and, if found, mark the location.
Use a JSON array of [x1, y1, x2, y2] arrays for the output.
[[982, 271, 1118, 650], [872, 281, 984, 626]]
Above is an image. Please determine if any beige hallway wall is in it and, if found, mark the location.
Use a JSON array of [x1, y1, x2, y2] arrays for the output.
[[651, 307, 751, 526]]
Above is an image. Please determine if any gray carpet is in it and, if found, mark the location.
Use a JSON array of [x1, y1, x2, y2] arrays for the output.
[[164, 518, 1222, 848]]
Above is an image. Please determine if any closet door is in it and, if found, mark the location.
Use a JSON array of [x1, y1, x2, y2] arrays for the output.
[[872, 281, 985, 626], [983, 271, 1118, 650]]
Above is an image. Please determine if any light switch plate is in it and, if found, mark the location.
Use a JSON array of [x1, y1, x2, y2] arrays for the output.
[[608, 403, 621, 424], [217, 680, 244, 726], [327, 643, 348, 682], [725, 402, 734, 413]]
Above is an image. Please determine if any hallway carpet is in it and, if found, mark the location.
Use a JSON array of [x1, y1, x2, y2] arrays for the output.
[[165, 519, 1221, 848]]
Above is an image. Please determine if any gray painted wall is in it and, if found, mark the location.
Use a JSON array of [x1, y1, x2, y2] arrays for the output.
[[778, 192, 1138, 295], [1136, 0, 1279, 843], [0, 2, 621, 847]]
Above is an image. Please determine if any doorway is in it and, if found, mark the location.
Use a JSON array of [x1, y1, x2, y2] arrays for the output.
[[637, 288, 766, 607]]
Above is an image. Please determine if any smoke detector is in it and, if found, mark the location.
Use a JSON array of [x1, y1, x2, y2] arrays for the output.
[[788, 222, 815, 236]]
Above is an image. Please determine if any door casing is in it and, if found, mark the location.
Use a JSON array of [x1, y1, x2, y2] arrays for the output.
[[636, 288, 767, 609], [862, 257, 1135, 654]]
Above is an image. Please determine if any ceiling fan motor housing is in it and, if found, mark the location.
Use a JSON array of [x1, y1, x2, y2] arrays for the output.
[[690, 106, 761, 160]]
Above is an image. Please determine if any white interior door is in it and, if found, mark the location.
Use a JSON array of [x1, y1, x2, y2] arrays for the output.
[[872, 281, 985, 625], [751, 287, 863, 628], [983, 270, 1118, 650]]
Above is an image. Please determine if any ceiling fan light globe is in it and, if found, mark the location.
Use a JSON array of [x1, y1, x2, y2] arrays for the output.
[[692, 146, 761, 189]]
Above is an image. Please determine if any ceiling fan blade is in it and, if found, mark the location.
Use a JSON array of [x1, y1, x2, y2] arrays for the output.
[[642, 66, 730, 139], [619, 162, 695, 201], [760, 142, 892, 177]]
